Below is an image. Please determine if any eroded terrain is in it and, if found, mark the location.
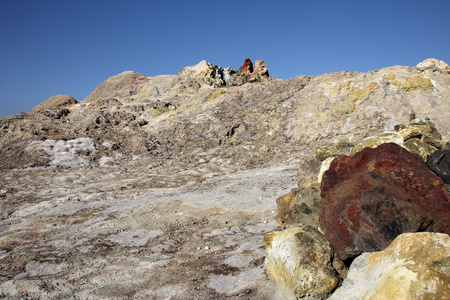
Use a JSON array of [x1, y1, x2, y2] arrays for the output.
[[0, 158, 299, 299]]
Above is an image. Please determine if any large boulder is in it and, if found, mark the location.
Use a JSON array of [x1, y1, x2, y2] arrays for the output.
[[320, 143, 450, 261], [329, 232, 450, 299], [264, 225, 346, 300]]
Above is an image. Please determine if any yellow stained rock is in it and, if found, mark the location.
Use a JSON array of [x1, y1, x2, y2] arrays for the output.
[[330, 232, 450, 300], [264, 225, 346, 299]]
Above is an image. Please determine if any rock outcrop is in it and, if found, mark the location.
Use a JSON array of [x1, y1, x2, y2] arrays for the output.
[[179, 59, 270, 87], [254, 60, 269, 77], [417, 58, 450, 74], [239, 58, 253, 73], [264, 225, 346, 299], [330, 232, 450, 299], [320, 142, 450, 261], [28, 94, 78, 114]]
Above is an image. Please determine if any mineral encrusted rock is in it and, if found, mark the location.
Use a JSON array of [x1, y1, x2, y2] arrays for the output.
[[264, 225, 346, 300], [314, 118, 446, 163], [320, 143, 450, 261], [329, 232, 450, 300], [179, 59, 270, 87], [417, 57, 450, 74]]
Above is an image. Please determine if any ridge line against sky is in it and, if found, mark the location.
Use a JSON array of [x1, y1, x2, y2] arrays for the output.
[[1, 0, 449, 118]]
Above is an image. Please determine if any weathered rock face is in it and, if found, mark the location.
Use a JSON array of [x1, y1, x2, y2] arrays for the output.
[[254, 60, 269, 77], [239, 58, 254, 73], [417, 57, 450, 74], [179, 60, 225, 86], [320, 143, 450, 261], [28, 94, 78, 113], [264, 225, 346, 300], [330, 232, 450, 300]]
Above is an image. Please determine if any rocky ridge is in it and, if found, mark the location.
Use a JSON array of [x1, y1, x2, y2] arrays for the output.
[[0, 58, 449, 299]]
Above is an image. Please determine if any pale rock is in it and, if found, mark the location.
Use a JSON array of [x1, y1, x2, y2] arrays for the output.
[[383, 119, 403, 132], [330, 232, 450, 300], [264, 225, 346, 299], [318, 157, 334, 183], [179, 60, 224, 86], [417, 58, 450, 74], [254, 60, 269, 77]]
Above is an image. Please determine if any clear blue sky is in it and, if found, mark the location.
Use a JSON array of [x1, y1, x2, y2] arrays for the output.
[[1, 0, 449, 118]]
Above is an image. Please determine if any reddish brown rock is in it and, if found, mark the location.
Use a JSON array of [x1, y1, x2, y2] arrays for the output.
[[239, 58, 253, 73], [319, 143, 450, 261]]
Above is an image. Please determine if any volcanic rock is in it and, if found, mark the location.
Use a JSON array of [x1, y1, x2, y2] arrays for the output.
[[314, 118, 446, 163], [275, 188, 320, 229], [264, 225, 346, 300], [29, 94, 78, 113], [1, 59, 450, 298], [427, 149, 450, 183], [253, 60, 269, 77], [239, 58, 253, 73], [83, 71, 150, 103], [179, 60, 225, 86], [329, 232, 450, 299], [417, 58, 450, 74], [320, 143, 450, 261]]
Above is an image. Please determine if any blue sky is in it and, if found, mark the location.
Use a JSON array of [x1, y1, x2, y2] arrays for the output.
[[1, 0, 449, 118]]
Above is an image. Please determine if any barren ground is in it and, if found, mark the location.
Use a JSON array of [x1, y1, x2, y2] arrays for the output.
[[0, 157, 300, 299]]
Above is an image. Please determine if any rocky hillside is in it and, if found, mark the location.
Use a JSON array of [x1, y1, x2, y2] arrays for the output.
[[0, 58, 449, 299], [1, 58, 449, 171]]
